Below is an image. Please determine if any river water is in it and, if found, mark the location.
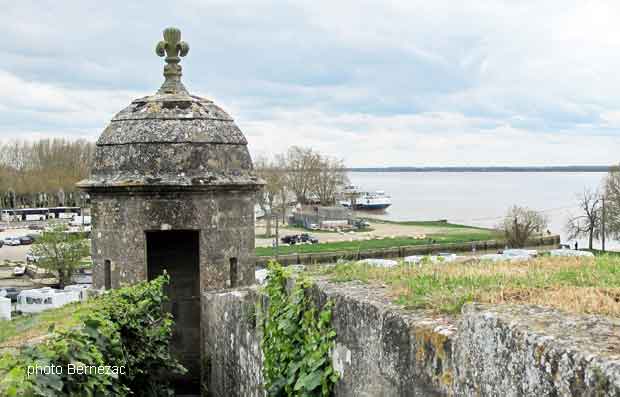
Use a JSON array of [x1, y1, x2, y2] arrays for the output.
[[348, 171, 611, 249]]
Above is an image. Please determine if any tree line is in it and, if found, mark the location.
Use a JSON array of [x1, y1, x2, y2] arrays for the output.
[[0, 139, 95, 208], [255, 146, 348, 236]]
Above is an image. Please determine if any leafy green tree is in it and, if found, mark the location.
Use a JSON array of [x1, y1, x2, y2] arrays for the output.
[[31, 223, 90, 289]]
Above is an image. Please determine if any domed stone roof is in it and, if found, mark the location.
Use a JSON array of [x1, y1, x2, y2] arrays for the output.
[[78, 27, 261, 191]]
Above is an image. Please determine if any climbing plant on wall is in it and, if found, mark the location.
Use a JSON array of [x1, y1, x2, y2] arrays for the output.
[[262, 261, 339, 396]]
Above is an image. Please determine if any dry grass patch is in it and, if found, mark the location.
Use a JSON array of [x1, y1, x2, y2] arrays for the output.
[[314, 255, 620, 315], [481, 286, 620, 316]]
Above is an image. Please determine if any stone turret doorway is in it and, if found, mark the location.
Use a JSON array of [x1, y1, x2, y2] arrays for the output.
[[146, 230, 201, 393]]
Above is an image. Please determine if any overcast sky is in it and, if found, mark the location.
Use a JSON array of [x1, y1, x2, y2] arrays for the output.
[[2, 1, 619, 166]]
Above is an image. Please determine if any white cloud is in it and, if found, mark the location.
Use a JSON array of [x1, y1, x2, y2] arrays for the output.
[[0, 69, 144, 136], [243, 109, 620, 166], [0, 0, 619, 165]]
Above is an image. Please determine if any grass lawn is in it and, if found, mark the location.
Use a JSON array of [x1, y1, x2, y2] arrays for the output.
[[256, 227, 501, 257], [586, 249, 620, 257], [310, 255, 620, 316], [365, 217, 494, 231], [0, 299, 98, 349]]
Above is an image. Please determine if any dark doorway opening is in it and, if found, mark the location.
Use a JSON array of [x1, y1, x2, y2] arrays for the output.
[[147, 230, 200, 394], [229, 257, 238, 288]]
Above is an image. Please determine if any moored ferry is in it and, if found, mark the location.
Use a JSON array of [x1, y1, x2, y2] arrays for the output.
[[340, 186, 392, 210]]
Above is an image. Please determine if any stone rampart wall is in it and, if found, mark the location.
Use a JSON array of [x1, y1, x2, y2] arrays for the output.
[[203, 274, 620, 396]]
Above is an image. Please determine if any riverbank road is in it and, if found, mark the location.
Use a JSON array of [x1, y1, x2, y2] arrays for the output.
[[255, 219, 484, 247]]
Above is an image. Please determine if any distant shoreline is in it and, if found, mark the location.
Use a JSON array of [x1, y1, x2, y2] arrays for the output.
[[347, 166, 613, 173]]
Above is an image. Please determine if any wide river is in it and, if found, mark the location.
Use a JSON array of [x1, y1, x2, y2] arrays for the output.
[[348, 171, 611, 250]]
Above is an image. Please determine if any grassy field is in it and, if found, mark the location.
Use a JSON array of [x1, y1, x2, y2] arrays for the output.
[[365, 218, 494, 230], [311, 255, 620, 316], [256, 226, 501, 257], [0, 299, 98, 349]]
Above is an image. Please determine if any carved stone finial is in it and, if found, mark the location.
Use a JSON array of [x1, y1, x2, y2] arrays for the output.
[[155, 27, 190, 95]]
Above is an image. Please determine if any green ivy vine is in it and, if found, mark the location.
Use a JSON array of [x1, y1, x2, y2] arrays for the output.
[[261, 261, 339, 397]]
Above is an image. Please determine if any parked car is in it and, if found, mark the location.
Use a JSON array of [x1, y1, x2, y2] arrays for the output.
[[3, 237, 20, 246], [281, 234, 319, 245], [308, 223, 320, 230], [18, 236, 34, 245], [28, 224, 45, 230], [26, 233, 39, 242], [13, 265, 26, 276], [298, 233, 319, 244], [0, 287, 20, 302], [26, 250, 41, 264], [353, 219, 371, 229], [281, 235, 299, 245]]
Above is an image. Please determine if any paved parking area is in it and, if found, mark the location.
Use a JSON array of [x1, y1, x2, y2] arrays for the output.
[[0, 228, 39, 262]]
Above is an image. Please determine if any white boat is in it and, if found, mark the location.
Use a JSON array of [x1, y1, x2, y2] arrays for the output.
[[340, 186, 392, 210]]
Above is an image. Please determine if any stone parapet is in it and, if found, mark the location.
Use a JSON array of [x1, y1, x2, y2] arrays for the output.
[[203, 275, 620, 396]]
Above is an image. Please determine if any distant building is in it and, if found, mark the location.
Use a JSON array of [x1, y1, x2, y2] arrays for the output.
[[290, 205, 353, 229]]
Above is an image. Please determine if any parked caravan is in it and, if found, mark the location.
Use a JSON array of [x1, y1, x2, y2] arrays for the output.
[[16, 287, 80, 314], [0, 297, 10, 321], [64, 285, 91, 301]]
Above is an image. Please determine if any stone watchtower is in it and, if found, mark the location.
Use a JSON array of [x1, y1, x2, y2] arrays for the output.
[[77, 27, 262, 390]]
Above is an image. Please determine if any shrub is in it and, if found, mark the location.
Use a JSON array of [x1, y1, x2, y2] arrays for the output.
[[0, 275, 185, 396]]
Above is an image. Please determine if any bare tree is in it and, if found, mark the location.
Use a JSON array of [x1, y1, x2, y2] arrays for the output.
[[283, 146, 321, 205], [312, 155, 348, 205], [500, 205, 548, 248], [0, 139, 95, 208], [255, 156, 286, 236], [604, 165, 620, 238], [565, 188, 601, 249]]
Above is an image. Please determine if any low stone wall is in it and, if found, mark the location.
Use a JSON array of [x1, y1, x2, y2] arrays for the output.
[[256, 235, 561, 267], [203, 275, 620, 397], [202, 287, 264, 397]]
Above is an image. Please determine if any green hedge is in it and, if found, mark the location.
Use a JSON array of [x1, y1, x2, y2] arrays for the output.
[[0, 275, 185, 396]]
